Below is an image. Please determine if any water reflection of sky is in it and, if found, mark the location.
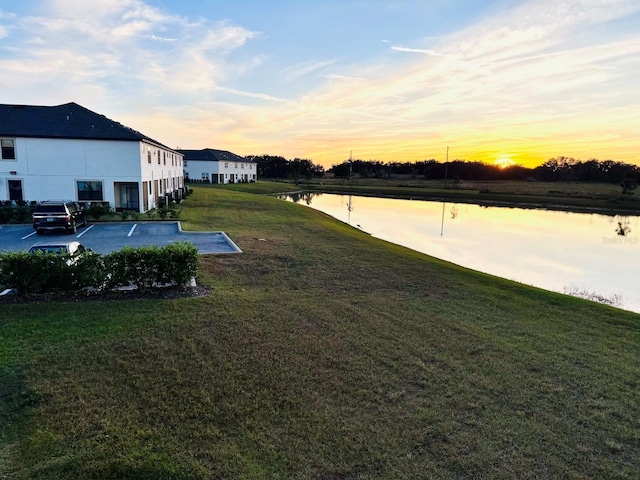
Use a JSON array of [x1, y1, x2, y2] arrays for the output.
[[282, 193, 640, 314]]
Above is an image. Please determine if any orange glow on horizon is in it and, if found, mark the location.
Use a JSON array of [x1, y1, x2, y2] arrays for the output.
[[493, 156, 517, 169]]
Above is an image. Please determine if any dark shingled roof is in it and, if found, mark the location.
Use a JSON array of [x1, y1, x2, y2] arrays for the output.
[[0, 102, 174, 150], [179, 148, 252, 163]]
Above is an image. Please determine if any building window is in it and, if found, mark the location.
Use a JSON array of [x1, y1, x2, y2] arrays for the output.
[[201, 173, 208, 181], [225, 162, 228, 168], [184, 160, 188, 167], [1, 139, 16, 160], [163, 152, 166, 165], [157, 150, 160, 165], [77, 181, 104, 201], [241, 163, 245, 169], [235, 163, 238, 169]]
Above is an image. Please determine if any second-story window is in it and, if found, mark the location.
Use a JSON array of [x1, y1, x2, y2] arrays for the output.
[[1, 139, 16, 160]]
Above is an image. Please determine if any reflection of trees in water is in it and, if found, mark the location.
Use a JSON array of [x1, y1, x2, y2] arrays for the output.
[[615, 216, 631, 236], [616, 221, 630, 236], [303, 193, 318, 205], [279, 192, 320, 205]]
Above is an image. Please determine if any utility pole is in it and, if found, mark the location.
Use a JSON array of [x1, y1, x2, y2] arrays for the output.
[[444, 146, 449, 189], [349, 151, 353, 188], [348, 151, 353, 224]]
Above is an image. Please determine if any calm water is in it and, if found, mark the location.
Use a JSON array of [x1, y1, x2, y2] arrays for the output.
[[281, 192, 640, 314]]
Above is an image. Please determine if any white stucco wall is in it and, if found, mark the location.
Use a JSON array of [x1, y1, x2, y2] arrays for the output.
[[0, 137, 184, 211], [140, 143, 184, 209], [184, 160, 257, 183]]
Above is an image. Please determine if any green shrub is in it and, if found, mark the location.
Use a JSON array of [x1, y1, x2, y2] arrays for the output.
[[0, 251, 62, 294], [104, 246, 159, 292], [157, 242, 198, 286], [157, 207, 170, 220], [87, 202, 112, 221], [103, 242, 198, 291], [70, 254, 109, 291], [0, 203, 36, 224], [169, 207, 181, 219], [0, 242, 198, 296], [10, 205, 32, 223], [120, 210, 140, 221], [0, 205, 12, 224]]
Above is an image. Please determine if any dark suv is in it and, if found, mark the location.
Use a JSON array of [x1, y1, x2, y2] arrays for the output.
[[32, 200, 87, 234]]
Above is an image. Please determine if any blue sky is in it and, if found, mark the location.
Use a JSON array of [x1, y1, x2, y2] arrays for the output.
[[1, 0, 639, 167]]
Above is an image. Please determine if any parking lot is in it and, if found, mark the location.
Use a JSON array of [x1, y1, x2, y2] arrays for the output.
[[0, 222, 242, 255]]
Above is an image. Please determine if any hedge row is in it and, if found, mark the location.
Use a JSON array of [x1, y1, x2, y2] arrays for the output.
[[0, 242, 199, 296]]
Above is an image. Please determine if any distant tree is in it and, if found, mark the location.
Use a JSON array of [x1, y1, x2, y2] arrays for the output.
[[621, 178, 637, 195], [246, 155, 324, 179]]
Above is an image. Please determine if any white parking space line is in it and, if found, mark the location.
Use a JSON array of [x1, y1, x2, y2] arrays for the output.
[[127, 224, 138, 237], [21, 231, 37, 240], [76, 224, 94, 238]]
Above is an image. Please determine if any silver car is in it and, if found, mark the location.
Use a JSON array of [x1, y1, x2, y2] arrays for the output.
[[28, 241, 93, 265]]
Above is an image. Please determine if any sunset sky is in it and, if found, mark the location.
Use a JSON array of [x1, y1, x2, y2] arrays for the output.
[[1, 0, 639, 168]]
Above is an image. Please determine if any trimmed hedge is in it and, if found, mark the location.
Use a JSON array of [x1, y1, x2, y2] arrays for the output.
[[104, 242, 198, 292], [0, 242, 199, 296]]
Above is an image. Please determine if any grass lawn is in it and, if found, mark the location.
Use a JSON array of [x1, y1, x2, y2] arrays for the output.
[[1, 182, 639, 479]]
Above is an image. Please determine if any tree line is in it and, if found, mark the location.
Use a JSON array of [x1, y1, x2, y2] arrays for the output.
[[328, 156, 640, 184], [247, 154, 639, 186], [246, 155, 324, 180]]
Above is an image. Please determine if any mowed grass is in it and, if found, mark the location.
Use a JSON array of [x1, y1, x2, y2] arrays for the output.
[[1, 182, 639, 479]]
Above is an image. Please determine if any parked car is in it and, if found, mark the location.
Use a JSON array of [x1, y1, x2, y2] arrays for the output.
[[32, 200, 87, 234], [28, 241, 93, 266]]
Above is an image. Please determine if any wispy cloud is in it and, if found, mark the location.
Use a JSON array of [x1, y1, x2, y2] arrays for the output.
[[391, 46, 449, 57], [321, 73, 368, 83], [215, 86, 288, 103], [281, 59, 337, 79], [0, 0, 263, 109]]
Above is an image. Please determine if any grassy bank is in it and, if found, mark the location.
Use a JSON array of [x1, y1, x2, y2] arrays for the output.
[[1, 182, 639, 479]]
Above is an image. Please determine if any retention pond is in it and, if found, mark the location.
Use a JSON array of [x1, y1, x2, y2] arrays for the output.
[[280, 192, 640, 314]]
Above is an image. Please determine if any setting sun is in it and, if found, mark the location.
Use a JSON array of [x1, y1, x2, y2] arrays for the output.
[[494, 156, 516, 169]]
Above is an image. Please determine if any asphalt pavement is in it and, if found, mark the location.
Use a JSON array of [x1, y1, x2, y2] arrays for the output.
[[0, 222, 242, 255]]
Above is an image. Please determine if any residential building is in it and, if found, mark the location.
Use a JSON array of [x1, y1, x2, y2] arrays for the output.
[[0, 102, 184, 212], [179, 148, 257, 184]]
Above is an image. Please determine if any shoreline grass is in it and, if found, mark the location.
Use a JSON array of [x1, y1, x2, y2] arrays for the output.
[[1, 182, 639, 479]]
